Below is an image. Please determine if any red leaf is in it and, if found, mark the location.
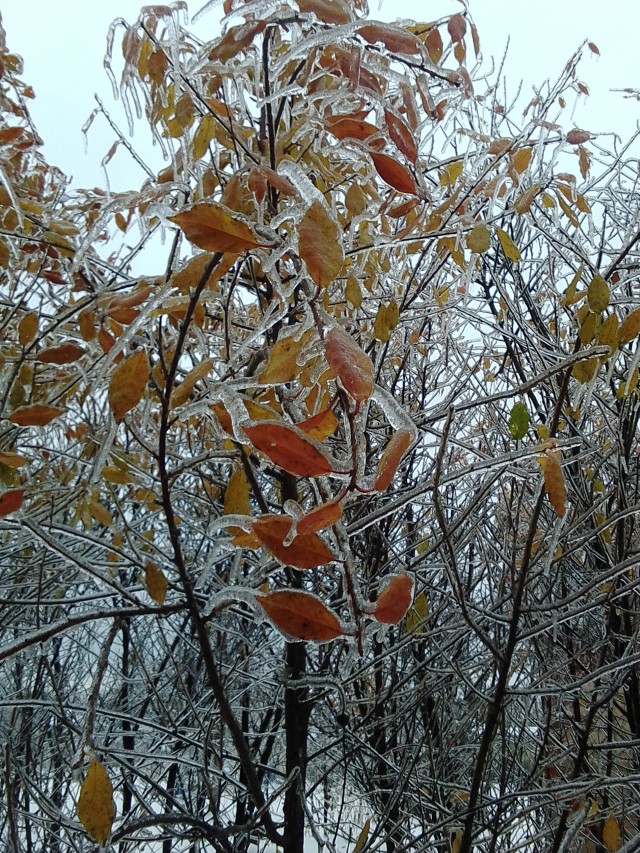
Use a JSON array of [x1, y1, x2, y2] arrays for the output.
[[295, 496, 343, 537], [373, 572, 414, 623], [374, 428, 413, 491], [324, 326, 375, 402], [243, 422, 334, 477], [0, 488, 24, 518], [256, 590, 345, 641], [326, 114, 379, 141], [566, 129, 591, 145], [371, 152, 417, 194], [252, 515, 335, 568], [447, 13, 467, 43], [384, 110, 418, 164], [37, 342, 86, 364]]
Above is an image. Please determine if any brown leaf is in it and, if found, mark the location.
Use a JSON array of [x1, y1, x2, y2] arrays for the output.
[[37, 342, 85, 364], [619, 307, 640, 343], [299, 201, 344, 288], [18, 312, 38, 347], [169, 201, 272, 253], [0, 488, 24, 518], [540, 451, 567, 517], [374, 429, 413, 491], [8, 405, 64, 426], [602, 813, 621, 852], [357, 24, 421, 55], [0, 451, 28, 468], [298, 0, 353, 24], [256, 590, 344, 640], [224, 465, 251, 516], [425, 28, 443, 63], [371, 152, 417, 194], [384, 109, 418, 163], [243, 422, 334, 477], [373, 572, 414, 623], [77, 758, 115, 847], [253, 515, 335, 568], [324, 326, 375, 402], [144, 560, 168, 605], [566, 129, 591, 145], [447, 13, 467, 43], [109, 350, 149, 423]]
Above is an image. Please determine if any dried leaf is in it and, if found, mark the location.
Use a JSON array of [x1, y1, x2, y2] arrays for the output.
[[260, 333, 309, 384], [299, 201, 344, 288], [358, 23, 421, 55], [18, 312, 38, 347], [512, 147, 533, 174], [145, 560, 168, 605], [373, 299, 399, 342], [325, 114, 379, 141], [324, 326, 375, 402], [619, 307, 640, 343], [0, 488, 24, 518], [572, 357, 599, 384], [169, 201, 271, 253], [598, 313, 619, 351], [425, 28, 443, 63], [171, 358, 213, 408], [252, 515, 335, 568], [371, 152, 417, 195], [496, 227, 520, 262], [224, 465, 251, 516], [298, 0, 353, 24], [602, 813, 621, 852], [540, 451, 567, 517], [0, 451, 28, 468], [109, 350, 149, 423], [384, 109, 418, 163], [514, 184, 541, 215], [37, 342, 85, 364], [77, 758, 115, 847], [587, 275, 609, 313], [578, 145, 591, 180], [8, 405, 64, 426], [373, 572, 414, 623], [374, 428, 412, 491], [466, 223, 491, 254], [566, 129, 591, 145], [447, 13, 467, 43], [256, 590, 344, 641], [345, 275, 363, 308], [243, 422, 334, 477]]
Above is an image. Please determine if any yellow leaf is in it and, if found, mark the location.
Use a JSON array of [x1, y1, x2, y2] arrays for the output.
[[260, 332, 311, 385], [587, 274, 609, 313], [169, 201, 271, 254], [598, 313, 619, 351], [466, 223, 490, 254], [345, 274, 363, 309], [406, 590, 428, 634], [352, 818, 371, 853], [77, 758, 115, 846], [299, 201, 344, 288], [89, 500, 112, 528], [18, 312, 38, 347], [171, 358, 213, 408], [513, 184, 541, 215], [572, 357, 599, 384], [145, 560, 168, 604], [192, 114, 216, 160], [224, 465, 251, 516], [496, 227, 520, 262], [109, 350, 149, 423], [512, 147, 533, 173], [440, 160, 463, 186], [619, 306, 640, 344], [373, 299, 399, 342], [602, 813, 621, 852]]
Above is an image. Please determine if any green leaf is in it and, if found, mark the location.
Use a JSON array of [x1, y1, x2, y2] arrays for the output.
[[508, 402, 529, 440]]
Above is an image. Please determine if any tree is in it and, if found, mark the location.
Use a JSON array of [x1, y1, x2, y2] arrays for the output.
[[1, 2, 640, 852]]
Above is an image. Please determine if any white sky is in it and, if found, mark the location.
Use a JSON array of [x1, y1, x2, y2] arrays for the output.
[[2, 0, 638, 191]]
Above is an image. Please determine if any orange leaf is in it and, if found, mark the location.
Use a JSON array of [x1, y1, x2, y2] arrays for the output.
[[619, 307, 640, 343], [109, 350, 149, 422], [374, 428, 413, 491], [295, 496, 343, 536], [0, 488, 24, 518], [425, 28, 443, 63], [325, 115, 379, 141], [253, 514, 335, 568], [8, 405, 64, 426], [298, 0, 353, 24], [256, 590, 344, 640], [371, 152, 417, 194], [539, 451, 567, 517], [384, 110, 418, 163], [297, 408, 339, 441], [18, 312, 38, 347], [169, 201, 272, 253], [0, 451, 28, 468], [37, 342, 85, 364], [243, 422, 334, 477], [324, 326, 375, 402], [447, 13, 467, 43], [357, 24, 421, 55], [373, 572, 414, 623], [299, 201, 344, 288], [257, 166, 297, 197], [144, 560, 168, 605]]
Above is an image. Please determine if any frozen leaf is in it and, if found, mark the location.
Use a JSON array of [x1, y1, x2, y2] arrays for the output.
[[373, 299, 399, 342], [406, 590, 428, 634], [298, 0, 353, 24], [171, 358, 213, 408], [512, 147, 533, 174], [578, 145, 591, 180], [619, 307, 640, 343], [539, 451, 566, 517], [145, 560, 168, 605], [597, 313, 619, 352], [256, 590, 344, 641], [587, 275, 609, 313], [496, 228, 520, 262], [572, 357, 599, 383], [77, 758, 115, 847], [9, 405, 64, 426], [352, 818, 371, 853], [508, 402, 529, 440], [295, 496, 343, 536], [566, 129, 591, 145], [514, 184, 541, 215], [260, 332, 310, 384], [371, 152, 417, 195], [325, 114, 379, 141], [602, 813, 621, 852], [109, 350, 149, 423], [0, 488, 24, 518], [358, 24, 421, 55], [447, 13, 467, 42], [37, 342, 85, 364], [252, 515, 335, 568], [345, 274, 363, 308], [373, 572, 414, 623], [374, 428, 413, 491], [297, 408, 339, 441], [425, 28, 443, 63], [384, 109, 418, 163], [18, 312, 38, 347], [0, 451, 27, 468], [466, 223, 490, 254], [169, 202, 272, 254], [299, 201, 344, 288], [324, 326, 375, 402], [224, 465, 251, 516], [243, 422, 334, 477]]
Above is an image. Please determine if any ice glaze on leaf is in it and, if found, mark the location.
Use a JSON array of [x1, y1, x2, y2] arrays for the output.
[[374, 428, 413, 491], [8, 405, 64, 426], [109, 350, 149, 423], [371, 152, 417, 195], [77, 758, 115, 847], [587, 275, 609, 314], [256, 590, 344, 640], [496, 227, 520, 262], [169, 201, 272, 254], [324, 326, 375, 402], [372, 572, 414, 624], [299, 201, 344, 288], [252, 514, 335, 568], [297, 408, 339, 441], [224, 465, 251, 516], [243, 422, 334, 477], [619, 307, 640, 344], [37, 342, 85, 364], [144, 560, 168, 605], [466, 223, 491, 254], [539, 451, 567, 517], [295, 496, 343, 536], [0, 488, 24, 518], [508, 402, 529, 440]]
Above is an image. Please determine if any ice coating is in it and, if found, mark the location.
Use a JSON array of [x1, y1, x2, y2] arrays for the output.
[[324, 325, 375, 403]]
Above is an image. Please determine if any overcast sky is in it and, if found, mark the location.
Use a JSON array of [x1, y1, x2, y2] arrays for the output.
[[2, 0, 638, 191]]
